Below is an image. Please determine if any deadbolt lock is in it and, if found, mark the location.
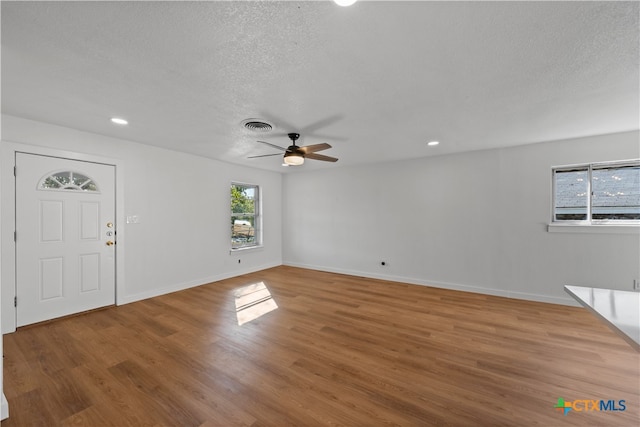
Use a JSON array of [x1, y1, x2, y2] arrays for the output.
[[106, 222, 114, 228]]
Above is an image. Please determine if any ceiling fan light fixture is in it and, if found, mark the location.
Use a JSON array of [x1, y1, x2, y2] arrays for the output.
[[284, 152, 304, 166], [248, 131, 337, 165]]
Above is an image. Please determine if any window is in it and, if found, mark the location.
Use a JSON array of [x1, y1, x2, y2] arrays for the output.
[[553, 160, 640, 224], [39, 171, 99, 192], [231, 183, 260, 249]]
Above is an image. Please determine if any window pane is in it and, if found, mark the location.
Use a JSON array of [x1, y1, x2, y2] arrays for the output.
[[40, 171, 99, 192], [231, 184, 259, 248], [554, 169, 588, 220], [42, 177, 61, 189], [592, 166, 640, 220], [231, 217, 256, 248], [82, 181, 98, 191], [72, 173, 90, 187], [53, 172, 71, 186], [231, 185, 255, 214]]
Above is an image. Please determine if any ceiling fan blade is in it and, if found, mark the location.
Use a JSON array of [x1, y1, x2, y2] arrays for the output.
[[257, 140, 287, 151], [305, 153, 339, 162], [299, 143, 332, 154], [299, 114, 344, 134], [247, 153, 282, 159], [257, 112, 297, 135]]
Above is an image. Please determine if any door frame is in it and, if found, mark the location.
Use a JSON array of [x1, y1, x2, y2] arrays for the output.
[[1, 142, 126, 333]]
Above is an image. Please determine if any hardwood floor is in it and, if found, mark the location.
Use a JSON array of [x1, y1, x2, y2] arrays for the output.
[[2, 266, 638, 426]]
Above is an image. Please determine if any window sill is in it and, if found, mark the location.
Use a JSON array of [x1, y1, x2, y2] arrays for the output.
[[547, 223, 640, 234], [230, 245, 264, 254]]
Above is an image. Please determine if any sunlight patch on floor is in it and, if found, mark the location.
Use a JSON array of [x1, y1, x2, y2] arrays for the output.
[[234, 281, 278, 326]]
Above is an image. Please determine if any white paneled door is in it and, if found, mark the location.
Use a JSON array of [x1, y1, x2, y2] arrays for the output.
[[15, 153, 116, 327]]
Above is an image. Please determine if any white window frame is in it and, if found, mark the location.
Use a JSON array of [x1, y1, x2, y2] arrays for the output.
[[230, 182, 261, 250], [551, 159, 640, 229], [38, 170, 100, 192]]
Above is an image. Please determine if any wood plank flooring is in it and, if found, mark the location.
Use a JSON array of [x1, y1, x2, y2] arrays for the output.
[[2, 266, 638, 426]]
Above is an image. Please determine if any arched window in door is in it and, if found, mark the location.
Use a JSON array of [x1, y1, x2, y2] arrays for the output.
[[38, 171, 100, 192]]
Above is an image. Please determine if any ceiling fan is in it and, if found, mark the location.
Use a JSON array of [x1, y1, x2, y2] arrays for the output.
[[248, 133, 338, 166]]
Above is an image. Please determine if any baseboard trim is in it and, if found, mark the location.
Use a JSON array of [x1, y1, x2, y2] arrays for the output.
[[282, 262, 579, 307], [119, 262, 282, 305]]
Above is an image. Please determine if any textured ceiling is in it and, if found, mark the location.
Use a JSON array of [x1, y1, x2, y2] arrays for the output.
[[2, 1, 639, 172]]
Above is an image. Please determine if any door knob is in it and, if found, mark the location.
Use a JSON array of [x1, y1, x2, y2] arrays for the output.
[[106, 241, 115, 246]]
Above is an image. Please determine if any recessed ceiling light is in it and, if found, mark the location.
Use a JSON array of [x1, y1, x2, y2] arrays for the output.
[[110, 117, 128, 125], [427, 140, 440, 146], [334, 0, 357, 6]]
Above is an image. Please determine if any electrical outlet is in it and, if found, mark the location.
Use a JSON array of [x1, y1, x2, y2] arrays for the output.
[[634, 279, 639, 291]]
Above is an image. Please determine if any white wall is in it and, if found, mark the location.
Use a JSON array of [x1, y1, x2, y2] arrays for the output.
[[282, 131, 640, 305], [1, 116, 637, 319], [0, 111, 7, 418], [1, 115, 282, 333]]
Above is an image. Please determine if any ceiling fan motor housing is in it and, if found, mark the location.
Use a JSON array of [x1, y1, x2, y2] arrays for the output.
[[288, 133, 300, 143]]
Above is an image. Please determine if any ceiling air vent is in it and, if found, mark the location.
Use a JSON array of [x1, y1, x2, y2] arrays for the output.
[[241, 119, 274, 133]]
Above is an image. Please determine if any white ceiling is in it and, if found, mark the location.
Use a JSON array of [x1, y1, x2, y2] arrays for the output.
[[2, 1, 638, 173]]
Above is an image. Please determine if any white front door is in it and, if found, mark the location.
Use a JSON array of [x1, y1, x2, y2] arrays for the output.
[[15, 153, 116, 327]]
